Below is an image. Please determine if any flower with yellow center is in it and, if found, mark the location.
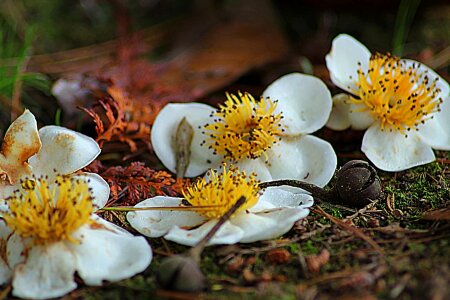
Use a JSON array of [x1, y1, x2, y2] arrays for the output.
[[183, 165, 260, 219], [202, 92, 284, 162], [0, 109, 105, 201], [127, 165, 313, 246], [326, 34, 450, 171], [4, 176, 94, 245], [151, 73, 337, 188], [0, 175, 152, 300]]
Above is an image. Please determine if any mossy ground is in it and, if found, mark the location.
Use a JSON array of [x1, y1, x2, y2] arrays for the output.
[[74, 154, 449, 300]]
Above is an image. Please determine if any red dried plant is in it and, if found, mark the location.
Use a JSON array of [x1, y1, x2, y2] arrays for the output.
[[80, 86, 155, 152], [98, 161, 189, 206]]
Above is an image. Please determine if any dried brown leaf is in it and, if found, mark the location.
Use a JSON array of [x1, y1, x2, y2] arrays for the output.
[[305, 249, 330, 273], [422, 208, 450, 221], [266, 249, 291, 265]]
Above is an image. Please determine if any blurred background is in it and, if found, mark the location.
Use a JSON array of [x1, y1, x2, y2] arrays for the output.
[[0, 0, 448, 136]]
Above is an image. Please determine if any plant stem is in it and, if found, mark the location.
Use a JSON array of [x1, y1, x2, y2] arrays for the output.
[[189, 196, 246, 263], [259, 180, 335, 202]]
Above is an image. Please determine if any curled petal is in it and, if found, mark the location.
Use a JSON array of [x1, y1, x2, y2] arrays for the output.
[[326, 34, 371, 94], [29, 126, 100, 178], [0, 109, 41, 184]]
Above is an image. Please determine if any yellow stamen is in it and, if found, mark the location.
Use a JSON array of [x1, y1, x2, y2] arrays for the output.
[[349, 53, 442, 135], [3, 175, 94, 245], [182, 165, 260, 219], [202, 92, 284, 162]]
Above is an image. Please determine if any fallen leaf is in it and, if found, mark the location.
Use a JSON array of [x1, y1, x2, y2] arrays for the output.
[[422, 208, 450, 221], [174, 117, 194, 178], [266, 249, 291, 265], [305, 249, 330, 273]]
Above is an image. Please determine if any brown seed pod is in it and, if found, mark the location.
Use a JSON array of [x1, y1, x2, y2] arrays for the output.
[[334, 160, 382, 207], [156, 255, 208, 292]]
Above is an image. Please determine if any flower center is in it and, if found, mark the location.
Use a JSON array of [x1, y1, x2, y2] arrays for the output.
[[351, 53, 442, 134], [182, 165, 261, 219], [202, 92, 284, 162], [3, 175, 94, 245]]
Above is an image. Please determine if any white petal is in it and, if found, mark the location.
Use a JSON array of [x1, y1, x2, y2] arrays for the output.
[[11, 243, 78, 300], [233, 158, 273, 181], [29, 126, 100, 177], [404, 60, 450, 150], [262, 73, 332, 135], [165, 219, 244, 246], [1, 109, 40, 161], [127, 196, 206, 238], [326, 34, 371, 94], [0, 184, 17, 200], [6, 234, 26, 270], [71, 172, 110, 210], [0, 109, 41, 184], [232, 207, 310, 243], [69, 218, 152, 285], [267, 135, 337, 187], [52, 77, 89, 116], [402, 59, 449, 97], [417, 96, 450, 150], [362, 124, 435, 171], [348, 103, 376, 130], [0, 221, 12, 285], [326, 93, 352, 130], [248, 197, 276, 212], [151, 103, 220, 177], [257, 187, 314, 209]]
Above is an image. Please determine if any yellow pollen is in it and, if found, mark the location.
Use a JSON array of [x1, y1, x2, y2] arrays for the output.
[[201, 92, 284, 162], [182, 165, 261, 219], [3, 175, 94, 245], [350, 53, 442, 135]]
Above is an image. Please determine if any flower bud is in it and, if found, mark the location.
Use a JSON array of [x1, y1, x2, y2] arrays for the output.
[[334, 160, 382, 207], [156, 255, 208, 292]]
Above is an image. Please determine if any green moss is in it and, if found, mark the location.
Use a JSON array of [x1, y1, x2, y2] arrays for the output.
[[302, 240, 319, 255]]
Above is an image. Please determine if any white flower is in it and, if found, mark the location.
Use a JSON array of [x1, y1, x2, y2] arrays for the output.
[[0, 109, 106, 200], [127, 165, 313, 246], [326, 34, 450, 171], [52, 76, 90, 117], [151, 73, 337, 187], [0, 175, 152, 299]]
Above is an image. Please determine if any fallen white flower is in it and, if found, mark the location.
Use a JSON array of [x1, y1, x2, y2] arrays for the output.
[[0, 109, 107, 201], [127, 165, 313, 246], [151, 73, 337, 187], [326, 34, 450, 171], [0, 175, 152, 299]]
